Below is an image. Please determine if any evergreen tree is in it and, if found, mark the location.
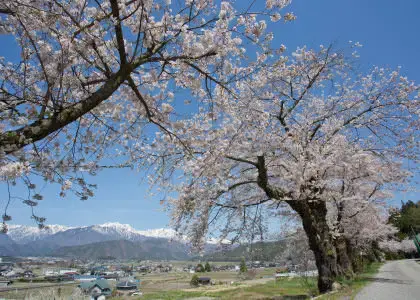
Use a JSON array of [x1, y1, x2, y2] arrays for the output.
[[239, 258, 247, 273], [389, 200, 420, 238], [204, 262, 211, 272], [196, 263, 204, 272]]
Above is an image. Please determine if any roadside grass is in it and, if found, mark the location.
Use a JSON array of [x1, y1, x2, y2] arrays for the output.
[[132, 277, 315, 299], [317, 262, 383, 300]]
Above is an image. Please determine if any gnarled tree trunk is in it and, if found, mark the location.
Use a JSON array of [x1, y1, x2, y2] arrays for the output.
[[287, 200, 339, 293], [335, 236, 354, 278], [255, 157, 338, 293]]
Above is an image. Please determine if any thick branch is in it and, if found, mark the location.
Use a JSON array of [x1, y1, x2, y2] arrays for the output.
[[0, 63, 134, 154], [0, 42, 190, 153], [214, 198, 271, 209], [225, 156, 257, 166], [256, 155, 290, 200], [0, 8, 14, 15]]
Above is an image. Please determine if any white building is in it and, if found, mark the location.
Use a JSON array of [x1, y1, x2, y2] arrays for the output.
[[59, 268, 78, 275], [43, 268, 59, 276]]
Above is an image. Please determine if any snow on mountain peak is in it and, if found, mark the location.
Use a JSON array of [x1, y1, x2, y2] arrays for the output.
[[6, 222, 222, 245], [92, 222, 184, 241], [137, 228, 181, 239], [94, 222, 136, 231], [91, 222, 141, 239], [7, 224, 72, 244]]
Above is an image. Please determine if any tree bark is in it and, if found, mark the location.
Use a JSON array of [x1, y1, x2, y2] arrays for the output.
[[287, 200, 339, 293], [255, 156, 338, 293], [335, 236, 354, 278]]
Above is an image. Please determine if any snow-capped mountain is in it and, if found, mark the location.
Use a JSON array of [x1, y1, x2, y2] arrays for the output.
[[137, 228, 184, 240], [89, 222, 187, 242], [90, 222, 147, 241], [0, 233, 21, 255], [207, 237, 232, 245], [6, 222, 185, 246], [1, 222, 233, 258], [7, 224, 73, 244]]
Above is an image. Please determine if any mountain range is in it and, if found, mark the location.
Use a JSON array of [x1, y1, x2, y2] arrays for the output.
[[0, 222, 200, 259], [51, 239, 191, 260]]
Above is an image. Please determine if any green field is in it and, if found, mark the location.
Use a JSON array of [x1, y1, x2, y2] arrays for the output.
[[0, 263, 382, 299], [0, 267, 313, 299], [129, 277, 314, 300]]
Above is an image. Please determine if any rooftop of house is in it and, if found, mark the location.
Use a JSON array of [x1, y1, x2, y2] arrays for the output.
[[198, 277, 211, 282], [79, 279, 111, 291]]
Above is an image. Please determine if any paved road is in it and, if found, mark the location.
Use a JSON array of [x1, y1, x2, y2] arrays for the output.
[[356, 259, 420, 300]]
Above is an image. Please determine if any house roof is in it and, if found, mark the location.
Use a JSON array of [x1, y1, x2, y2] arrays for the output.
[[198, 277, 211, 281], [79, 279, 111, 291]]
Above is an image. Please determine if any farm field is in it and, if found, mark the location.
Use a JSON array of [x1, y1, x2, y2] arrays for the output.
[[0, 267, 316, 299], [131, 277, 314, 300]]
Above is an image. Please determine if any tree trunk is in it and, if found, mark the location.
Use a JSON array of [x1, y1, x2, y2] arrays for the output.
[[335, 202, 353, 277], [335, 236, 354, 278], [287, 200, 339, 293]]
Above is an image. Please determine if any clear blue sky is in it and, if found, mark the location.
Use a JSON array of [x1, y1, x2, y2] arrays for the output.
[[1, 0, 419, 229]]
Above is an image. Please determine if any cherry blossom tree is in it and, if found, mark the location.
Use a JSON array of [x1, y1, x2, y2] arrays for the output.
[[0, 1, 418, 294], [330, 195, 398, 274], [147, 46, 419, 292], [0, 0, 293, 228], [379, 238, 417, 255]]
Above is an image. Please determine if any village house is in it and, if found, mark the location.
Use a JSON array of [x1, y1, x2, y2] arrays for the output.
[[101, 273, 119, 280], [59, 268, 78, 275], [23, 270, 35, 278], [116, 280, 138, 293], [75, 275, 100, 282], [136, 265, 150, 273], [78, 279, 112, 297], [197, 277, 211, 285], [0, 265, 13, 277]]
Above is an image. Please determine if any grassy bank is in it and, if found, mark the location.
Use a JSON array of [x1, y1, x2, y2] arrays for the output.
[[318, 262, 383, 300]]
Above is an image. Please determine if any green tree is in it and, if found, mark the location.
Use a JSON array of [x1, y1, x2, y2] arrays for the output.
[[389, 200, 420, 238], [239, 258, 247, 273], [204, 262, 211, 272], [78, 267, 87, 275], [196, 263, 204, 272], [190, 274, 199, 287]]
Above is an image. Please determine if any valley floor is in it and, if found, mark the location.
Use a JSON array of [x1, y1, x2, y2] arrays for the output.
[[0, 267, 316, 299]]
